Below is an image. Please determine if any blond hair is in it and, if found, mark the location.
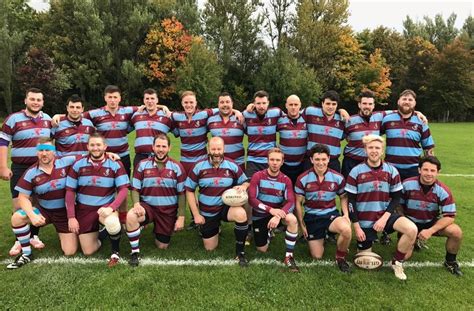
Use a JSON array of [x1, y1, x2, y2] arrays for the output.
[[362, 134, 384, 146]]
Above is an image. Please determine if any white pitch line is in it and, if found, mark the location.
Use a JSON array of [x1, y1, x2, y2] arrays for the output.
[[2, 257, 474, 268], [439, 174, 474, 177]]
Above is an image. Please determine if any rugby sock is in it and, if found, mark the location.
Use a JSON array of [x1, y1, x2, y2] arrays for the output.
[[234, 221, 248, 255], [30, 225, 40, 237], [126, 228, 141, 254], [445, 252, 457, 262], [109, 232, 121, 254], [285, 230, 298, 257], [12, 224, 31, 256], [336, 249, 348, 261], [392, 249, 406, 264], [98, 225, 108, 242]]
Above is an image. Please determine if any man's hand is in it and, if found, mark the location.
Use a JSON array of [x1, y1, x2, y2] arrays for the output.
[[373, 215, 389, 232], [131, 203, 145, 218], [51, 114, 63, 127], [418, 229, 433, 242], [29, 213, 46, 227], [233, 185, 248, 193], [301, 223, 308, 239], [267, 216, 281, 229], [0, 167, 12, 181], [414, 111, 428, 124], [68, 218, 80, 234], [194, 214, 205, 225], [338, 109, 350, 122], [137, 105, 146, 112], [246, 103, 255, 113], [354, 224, 366, 242], [174, 216, 185, 231], [97, 207, 114, 218], [106, 152, 121, 161], [269, 208, 287, 219]]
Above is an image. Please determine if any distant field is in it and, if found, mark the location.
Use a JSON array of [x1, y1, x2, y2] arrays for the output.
[[0, 122, 473, 310]]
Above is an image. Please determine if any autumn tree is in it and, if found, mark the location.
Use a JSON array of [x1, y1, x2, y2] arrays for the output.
[[139, 17, 193, 102]]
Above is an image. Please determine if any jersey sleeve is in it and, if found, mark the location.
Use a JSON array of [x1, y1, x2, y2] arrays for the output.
[[184, 163, 199, 192], [420, 123, 435, 150], [282, 177, 295, 213], [440, 186, 456, 218], [294, 174, 305, 196], [0, 114, 16, 144], [344, 168, 359, 194], [175, 162, 187, 194], [66, 161, 80, 191], [131, 163, 144, 191], [389, 167, 403, 192], [114, 161, 130, 190], [14, 168, 35, 196]]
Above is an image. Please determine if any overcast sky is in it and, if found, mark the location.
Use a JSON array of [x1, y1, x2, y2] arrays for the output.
[[28, 0, 472, 32]]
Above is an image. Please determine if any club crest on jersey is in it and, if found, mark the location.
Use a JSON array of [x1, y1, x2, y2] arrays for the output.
[[104, 168, 110, 176], [65, 129, 70, 134], [195, 120, 200, 127], [22, 122, 27, 127], [44, 121, 49, 127], [121, 115, 125, 120], [316, 117, 321, 122], [277, 190, 283, 197], [49, 180, 58, 190], [335, 121, 340, 127], [374, 123, 378, 129], [390, 122, 395, 127], [60, 169, 67, 177], [224, 170, 230, 177], [412, 124, 418, 131], [267, 119, 271, 125], [329, 183, 335, 191], [361, 174, 366, 180]]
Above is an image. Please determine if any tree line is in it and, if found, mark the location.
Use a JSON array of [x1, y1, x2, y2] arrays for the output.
[[0, 0, 473, 121]]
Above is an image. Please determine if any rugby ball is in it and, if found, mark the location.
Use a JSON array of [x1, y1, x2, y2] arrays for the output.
[[222, 188, 248, 206], [104, 215, 121, 235], [353, 251, 383, 270]]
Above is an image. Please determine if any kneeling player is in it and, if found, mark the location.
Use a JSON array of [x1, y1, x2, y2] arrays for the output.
[[295, 144, 352, 273], [126, 133, 186, 266], [345, 135, 417, 280], [66, 133, 130, 266], [185, 137, 250, 266], [402, 156, 463, 276], [249, 148, 299, 272], [7, 138, 79, 269]]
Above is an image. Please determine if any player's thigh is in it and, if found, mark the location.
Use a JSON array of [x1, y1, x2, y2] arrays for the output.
[[328, 216, 351, 236], [392, 216, 417, 236], [78, 232, 100, 255], [438, 223, 463, 239], [307, 239, 325, 258], [58, 232, 78, 255], [226, 206, 247, 223]]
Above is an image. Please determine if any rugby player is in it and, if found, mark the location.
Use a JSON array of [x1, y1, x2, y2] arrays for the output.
[[248, 148, 299, 272], [0, 88, 52, 256], [381, 89, 435, 181], [7, 138, 78, 269], [207, 92, 245, 170], [126, 133, 186, 266], [65, 133, 130, 266], [401, 156, 463, 276], [295, 144, 352, 273], [131, 88, 174, 169], [345, 134, 417, 280], [185, 137, 250, 266], [277, 95, 307, 186], [52, 94, 95, 156]]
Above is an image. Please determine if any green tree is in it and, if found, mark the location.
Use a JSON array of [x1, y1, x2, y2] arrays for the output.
[[202, 0, 266, 104], [426, 39, 474, 121], [176, 40, 223, 109], [460, 16, 474, 49], [254, 47, 321, 107], [264, 0, 295, 51], [291, 0, 349, 90]]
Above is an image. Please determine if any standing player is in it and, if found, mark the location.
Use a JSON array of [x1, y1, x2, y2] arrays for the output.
[[207, 92, 245, 170], [302, 90, 346, 172], [185, 137, 250, 266], [248, 148, 299, 272], [7, 138, 78, 269], [131, 88, 174, 168], [52, 94, 95, 156], [294, 144, 352, 273], [0, 88, 52, 255], [66, 133, 130, 266], [401, 156, 463, 276], [381, 89, 435, 181], [277, 95, 307, 186], [126, 133, 186, 266], [345, 135, 417, 280]]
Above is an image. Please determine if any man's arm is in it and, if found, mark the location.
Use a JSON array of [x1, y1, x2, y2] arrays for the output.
[[419, 217, 455, 241], [186, 190, 204, 225], [0, 146, 12, 180], [294, 194, 307, 238], [18, 193, 46, 227]]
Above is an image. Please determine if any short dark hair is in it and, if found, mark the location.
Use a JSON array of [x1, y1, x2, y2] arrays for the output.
[[400, 89, 416, 99], [419, 156, 441, 171], [25, 88, 43, 97], [309, 144, 330, 158], [358, 89, 375, 101], [104, 85, 121, 95], [321, 90, 340, 104], [143, 88, 157, 96], [153, 132, 170, 146], [88, 132, 106, 143], [67, 94, 83, 106], [218, 91, 233, 101], [253, 90, 269, 101]]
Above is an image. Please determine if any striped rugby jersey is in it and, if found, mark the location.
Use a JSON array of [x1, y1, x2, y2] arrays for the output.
[[132, 157, 186, 214], [295, 168, 345, 217], [52, 117, 95, 156], [277, 115, 307, 166], [83, 106, 138, 157], [66, 156, 130, 210], [131, 109, 174, 155], [401, 176, 456, 224], [185, 158, 248, 217], [0, 110, 52, 165], [343, 112, 384, 161], [381, 112, 435, 170], [207, 113, 245, 166], [15, 156, 78, 210], [345, 161, 402, 228], [249, 169, 295, 220], [244, 107, 283, 164], [302, 106, 345, 159]]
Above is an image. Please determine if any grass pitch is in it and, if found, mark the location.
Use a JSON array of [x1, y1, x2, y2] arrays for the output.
[[0, 123, 473, 310]]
